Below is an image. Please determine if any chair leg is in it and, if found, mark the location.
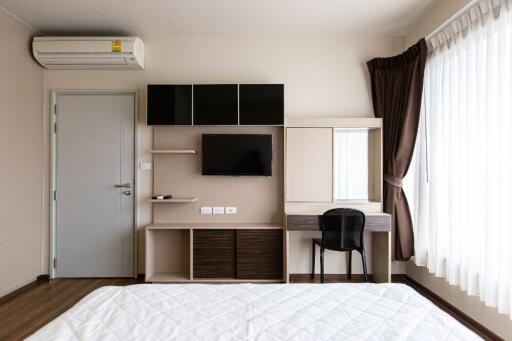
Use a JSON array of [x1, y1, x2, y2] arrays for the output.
[[347, 251, 352, 281], [311, 240, 315, 280], [361, 249, 368, 282], [320, 246, 325, 284]]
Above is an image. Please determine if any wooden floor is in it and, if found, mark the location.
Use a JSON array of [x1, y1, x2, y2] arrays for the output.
[[0, 278, 143, 341]]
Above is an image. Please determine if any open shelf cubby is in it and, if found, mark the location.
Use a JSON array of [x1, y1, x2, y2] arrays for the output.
[[145, 229, 191, 282]]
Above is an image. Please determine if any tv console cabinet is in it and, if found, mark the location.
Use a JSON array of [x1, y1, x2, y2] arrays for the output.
[[145, 223, 285, 283]]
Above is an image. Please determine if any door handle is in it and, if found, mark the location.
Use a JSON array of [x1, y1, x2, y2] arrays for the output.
[[114, 183, 132, 189]]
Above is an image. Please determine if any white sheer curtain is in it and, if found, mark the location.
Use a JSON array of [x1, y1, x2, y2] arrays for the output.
[[404, 0, 512, 318], [334, 130, 369, 200]]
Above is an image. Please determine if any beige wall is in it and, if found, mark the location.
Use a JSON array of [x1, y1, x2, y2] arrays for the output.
[[153, 126, 283, 224], [0, 9, 44, 296], [42, 35, 404, 274], [404, 0, 512, 338]]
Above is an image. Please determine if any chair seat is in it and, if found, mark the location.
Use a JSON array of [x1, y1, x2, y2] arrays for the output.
[[313, 238, 354, 252]]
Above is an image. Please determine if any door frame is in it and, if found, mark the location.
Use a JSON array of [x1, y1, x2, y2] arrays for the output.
[[50, 89, 139, 279]]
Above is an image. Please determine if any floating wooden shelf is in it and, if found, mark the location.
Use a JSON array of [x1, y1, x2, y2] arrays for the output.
[[148, 197, 198, 203], [149, 149, 196, 154]]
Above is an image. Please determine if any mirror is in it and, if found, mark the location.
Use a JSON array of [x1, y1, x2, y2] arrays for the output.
[[334, 129, 370, 201]]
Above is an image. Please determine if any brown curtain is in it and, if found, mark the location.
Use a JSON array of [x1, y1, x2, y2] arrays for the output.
[[367, 39, 427, 261]]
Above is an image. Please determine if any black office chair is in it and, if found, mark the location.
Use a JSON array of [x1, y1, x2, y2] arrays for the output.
[[311, 208, 368, 283]]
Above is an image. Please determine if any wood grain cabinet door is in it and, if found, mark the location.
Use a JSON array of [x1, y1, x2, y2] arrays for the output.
[[193, 229, 236, 278], [236, 230, 283, 279]]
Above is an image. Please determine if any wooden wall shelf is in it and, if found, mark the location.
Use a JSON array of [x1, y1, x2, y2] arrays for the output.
[[148, 198, 198, 203], [149, 149, 197, 154]]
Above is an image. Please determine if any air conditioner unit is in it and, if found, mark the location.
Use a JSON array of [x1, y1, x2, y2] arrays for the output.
[[32, 37, 144, 70]]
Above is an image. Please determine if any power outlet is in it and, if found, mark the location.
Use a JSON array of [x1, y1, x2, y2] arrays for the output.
[[200, 207, 213, 215], [139, 162, 152, 170], [225, 207, 237, 215], [213, 206, 225, 214]]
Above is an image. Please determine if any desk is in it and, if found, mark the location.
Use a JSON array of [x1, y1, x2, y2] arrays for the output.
[[284, 212, 392, 283]]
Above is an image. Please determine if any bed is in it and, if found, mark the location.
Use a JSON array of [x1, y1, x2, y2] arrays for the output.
[[27, 283, 481, 340]]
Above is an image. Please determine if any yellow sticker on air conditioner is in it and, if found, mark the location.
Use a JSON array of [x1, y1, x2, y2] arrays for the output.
[[112, 40, 122, 52]]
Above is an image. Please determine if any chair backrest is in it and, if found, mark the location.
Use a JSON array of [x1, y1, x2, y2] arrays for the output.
[[321, 208, 365, 250]]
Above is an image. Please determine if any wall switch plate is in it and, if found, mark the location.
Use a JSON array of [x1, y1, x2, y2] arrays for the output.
[[200, 207, 213, 215], [139, 162, 152, 170], [225, 207, 237, 215], [213, 206, 225, 214]]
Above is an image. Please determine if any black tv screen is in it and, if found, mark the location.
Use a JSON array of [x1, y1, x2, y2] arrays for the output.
[[202, 134, 272, 176]]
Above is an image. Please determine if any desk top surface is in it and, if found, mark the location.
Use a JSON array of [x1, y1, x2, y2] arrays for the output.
[[285, 211, 390, 217], [147, 223, 284, 230], [286, 213, 391, 232]]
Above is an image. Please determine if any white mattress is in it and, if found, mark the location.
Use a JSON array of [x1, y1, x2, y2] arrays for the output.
[[27, 283, 481, 340]]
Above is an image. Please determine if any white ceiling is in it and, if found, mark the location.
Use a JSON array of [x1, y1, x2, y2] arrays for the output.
[[0, 0, 437, 36]]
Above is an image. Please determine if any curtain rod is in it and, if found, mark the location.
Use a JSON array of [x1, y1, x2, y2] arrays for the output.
[[425, 0, 481, 40]]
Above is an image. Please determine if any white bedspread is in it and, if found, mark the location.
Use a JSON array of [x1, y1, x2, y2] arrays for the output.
[[27, 283, 481, 340]]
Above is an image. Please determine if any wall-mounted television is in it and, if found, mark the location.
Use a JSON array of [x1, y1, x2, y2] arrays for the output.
[[202, 134, 272, 176]]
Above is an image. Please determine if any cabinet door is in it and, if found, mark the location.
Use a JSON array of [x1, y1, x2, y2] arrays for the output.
[[286, 128, 333, 202], [193, 84, 238, 125], [239, 84, 284, 125], [146, 85, 192, 125], [193, 229, 236, 278], [236, 229, 283, 279]]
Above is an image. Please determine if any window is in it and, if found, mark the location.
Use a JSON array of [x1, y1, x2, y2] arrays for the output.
[[404, 2, 512, 318]]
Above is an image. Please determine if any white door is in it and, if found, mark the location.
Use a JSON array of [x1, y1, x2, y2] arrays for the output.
[[54, 93, 135, 277]]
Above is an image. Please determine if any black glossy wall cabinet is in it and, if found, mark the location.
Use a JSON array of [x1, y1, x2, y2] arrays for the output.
[[146, 85, 192, 125], [239, 84, 284, 125], [193, 84, 238, 125], [146, 84, 284, 126]]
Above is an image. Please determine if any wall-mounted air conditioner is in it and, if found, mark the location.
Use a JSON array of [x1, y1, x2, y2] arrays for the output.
[[32, 37, 144, 70]]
